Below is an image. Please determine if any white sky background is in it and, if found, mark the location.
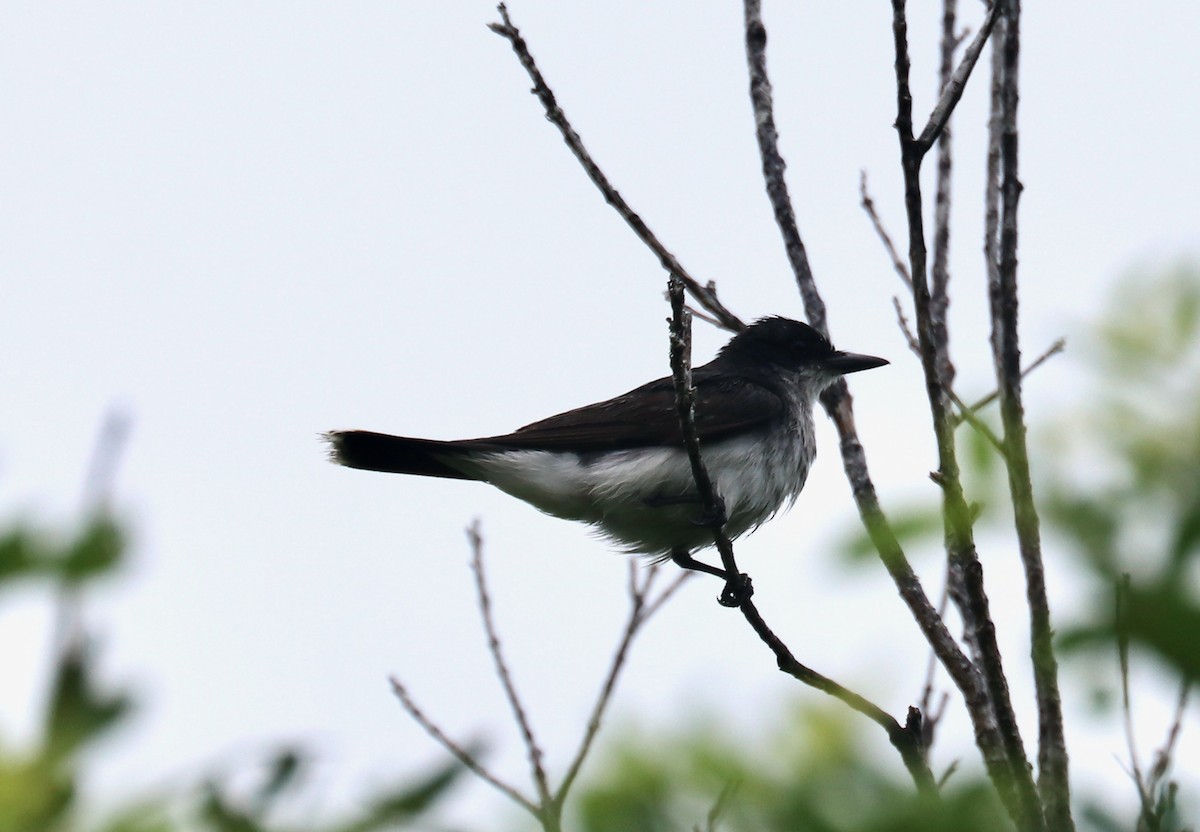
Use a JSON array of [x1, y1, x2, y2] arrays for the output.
[[2, 1, 1199, 826]]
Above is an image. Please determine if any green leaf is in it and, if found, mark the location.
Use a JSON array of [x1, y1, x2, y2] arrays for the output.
[[44, 640, 134, 764], [0, 528, 41, 584], [61, 515, 125, 583], [337, 754, 471, 832], [839, 505, 944, 564]]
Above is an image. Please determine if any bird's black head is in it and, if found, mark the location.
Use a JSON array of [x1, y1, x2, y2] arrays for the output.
[[719, 317, 888, 376]]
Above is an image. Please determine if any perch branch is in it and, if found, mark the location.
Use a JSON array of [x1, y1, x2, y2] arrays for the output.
[[668, 275, 936, 794]]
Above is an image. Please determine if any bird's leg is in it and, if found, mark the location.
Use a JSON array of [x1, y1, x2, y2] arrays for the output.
[[670, 549, 753, 607], [644, 492, 727, 528]]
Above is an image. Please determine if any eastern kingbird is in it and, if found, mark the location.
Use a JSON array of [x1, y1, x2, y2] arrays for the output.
[[326, 317, 885, 565]]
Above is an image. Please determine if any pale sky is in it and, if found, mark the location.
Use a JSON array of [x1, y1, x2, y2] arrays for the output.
[[2, 2, 1198, 826]]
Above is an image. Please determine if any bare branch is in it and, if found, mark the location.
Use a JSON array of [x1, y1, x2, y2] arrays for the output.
[[892, 1, 1042, 824], [389, 676, 537, 814], [1116, 577, 1149, 805], [929, 0, 960, 394], [958, 338, 1065, 421], [743, 0, 828, 336], [489, 4, 743, 332], [667, 276, 746, 607], [745, 0, 999, 798], [861, 171, 913, 289], [557, 562, 688, 799], [467, 521, 551, 805], [985, 2, 1072, 824], [669, 273, 937, 794], [914, 2, 1000, 153]]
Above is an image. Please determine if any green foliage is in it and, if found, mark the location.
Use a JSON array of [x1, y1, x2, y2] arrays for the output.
[[0, 511, 467, 832], [569, 706, 1008, 832], [1044, 263, 1200, 681]]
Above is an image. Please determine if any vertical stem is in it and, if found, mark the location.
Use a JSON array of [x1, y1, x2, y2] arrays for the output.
[[986, 1, 1073, 828], [893, 2, 1043, 828]]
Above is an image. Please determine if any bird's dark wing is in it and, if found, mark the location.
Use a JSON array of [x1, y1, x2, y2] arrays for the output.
[[475, 372, 786, 453]]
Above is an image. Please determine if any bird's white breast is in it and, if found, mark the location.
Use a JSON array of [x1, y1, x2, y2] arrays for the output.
[[447, 393, 817, 556]]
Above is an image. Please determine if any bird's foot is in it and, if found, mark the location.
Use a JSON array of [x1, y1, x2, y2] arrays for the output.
[[669, 550, 753, 607]]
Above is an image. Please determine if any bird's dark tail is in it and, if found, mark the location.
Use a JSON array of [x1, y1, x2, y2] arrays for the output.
[[324, 430, 476, 480]]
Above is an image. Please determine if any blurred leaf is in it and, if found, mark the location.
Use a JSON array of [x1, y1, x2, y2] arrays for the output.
[[337, 753, 471, 832], [1124, 583, 1200, 679], [61, 514, 125, 583], [840, 505, 943, 563], [1042, 493, 1119, 575], [1169, 492, 1200, 567], [573, 706, 1010, 832], [0, 755, 74, 832], [0, 527, 41, 584], [250, 746, 307, 815], [44, 639, 134, 765], [96, 801, 177, 832], [200, 781, 264, 832]]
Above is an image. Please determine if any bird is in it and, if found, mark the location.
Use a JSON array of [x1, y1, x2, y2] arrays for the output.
[[326, 317, 886, 575]]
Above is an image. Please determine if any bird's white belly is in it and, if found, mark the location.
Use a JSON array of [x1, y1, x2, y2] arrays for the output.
[[450, 427, 813, 555]]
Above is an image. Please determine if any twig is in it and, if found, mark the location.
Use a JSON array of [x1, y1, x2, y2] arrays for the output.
[[701, 780, 739, 832], [959, 338, 1065, 421], [667, 277, 745, 606], [54, 409, 134, 665], [467, 521, 551, 806], [488, 4, 743, 332], [1148, 679, 1190, 791], [1116, 577, 1148, 805], [742, 0, 827, 336], [667, 276, 937, 795], [389, 676, 537, 814], [861, 171, 913, 288], [557, 562, 689, 799], [913, 1, 1000, 153], [895, 296, 1007, 460], [985, 3, 1072, 826], [1117, 577, 1190, 831], [929, 0, 960, 394], [892, 2, 1042, 826], [745, 0, 998, 798]]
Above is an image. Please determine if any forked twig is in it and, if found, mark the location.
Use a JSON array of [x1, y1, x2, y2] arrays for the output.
[[558, 563, 691, 798]]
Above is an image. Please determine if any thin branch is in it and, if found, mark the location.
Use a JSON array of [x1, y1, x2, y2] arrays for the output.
[[1116, 577, 1149, 805], [667, 277, 746, 607], [914, 1, 1000, 153], [389, 676, 537, 814], [895, 295, 1007, 460], [743, 0, 828, 336], [985, 1, 1072, 825], [1148, 679, 1190, 788], [958, 339, 1065, 422], [467, 521, 551, 806], [861, 171, 913, 289], [929, 0, 960, 394], [668, 276, 937, 795], [892, 2, 1041, 826], [488, 4, 743, 332], [557, 563, 689, 799], [745, 0, 999, 798]]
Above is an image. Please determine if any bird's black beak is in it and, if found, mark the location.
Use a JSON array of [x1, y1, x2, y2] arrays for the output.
[[822, 351, 889, 375]]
